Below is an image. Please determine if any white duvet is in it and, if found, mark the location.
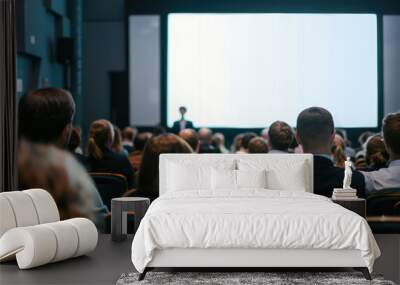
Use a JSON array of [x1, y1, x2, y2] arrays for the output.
[[131, 190, 380, 273]]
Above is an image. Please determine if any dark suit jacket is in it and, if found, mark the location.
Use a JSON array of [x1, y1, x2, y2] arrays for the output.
[[313, 155, 365, 198], [172, 120, 194, 134]]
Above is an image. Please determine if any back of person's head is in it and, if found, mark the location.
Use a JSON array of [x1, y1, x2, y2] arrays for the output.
[[296, 107, 335, 154], [179, 129, 199, 152], [231, 133, 244, 152], [267, 121, 294, 151], [123, 127, 137, 142], [358, 131, 374, 149], [198, 128, 213, 144], [153, 124, 166, 136], [88, 119, 114, 160], [134, 132, 152, 152], [366, 134, 389, 168], [248, 137, 269, 153], [112, 125, 124, 153], [212, 133, 225, 147], [67, 126, 82, 153], [260, 128, 269, 141], [18, 88, 75, 147], [331, 133, 346, 168], [241, 132, 257, 150], [382, 112, 400, 157], [138, 134, 192, 197]]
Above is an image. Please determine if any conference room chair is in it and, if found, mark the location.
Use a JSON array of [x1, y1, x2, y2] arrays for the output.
[[367, 188, 400, 234]]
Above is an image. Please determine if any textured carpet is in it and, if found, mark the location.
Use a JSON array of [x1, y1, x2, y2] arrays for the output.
[[116, 271, 395, 285]]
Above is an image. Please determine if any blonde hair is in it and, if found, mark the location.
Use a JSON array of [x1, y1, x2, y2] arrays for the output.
[[88, 119, 113, 160]]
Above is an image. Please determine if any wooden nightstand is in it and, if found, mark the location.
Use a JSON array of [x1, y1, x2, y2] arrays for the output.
[[331, 198, 366, 218]]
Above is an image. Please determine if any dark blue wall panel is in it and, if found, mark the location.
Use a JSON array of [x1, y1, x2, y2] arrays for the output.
[[16, 0, 70, 97]]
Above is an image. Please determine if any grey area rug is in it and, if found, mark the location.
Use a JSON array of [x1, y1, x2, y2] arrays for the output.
[[116, 272, 396, 285]]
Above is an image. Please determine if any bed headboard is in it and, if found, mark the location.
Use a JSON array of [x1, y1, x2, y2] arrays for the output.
[[159, 154, 314, 195]]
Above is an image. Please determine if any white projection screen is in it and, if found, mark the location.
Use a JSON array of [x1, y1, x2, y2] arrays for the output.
[[167, 13, 378, 128]]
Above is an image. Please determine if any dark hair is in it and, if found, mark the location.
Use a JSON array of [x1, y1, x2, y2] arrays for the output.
[[179, 106, 187, 112], [88, 119, 113, 160], [382, 112, 400, 155], [179, 129, 199, 151], [296, 107, 334, 150], [123, 127, 137, 141], [18, 88, 75, 144], [268, 121, 294, 151], [138, 134, 192, 199], [366, 135, 389, 168], [241, 132, 257, 150], [67, 127, 82, 152], [248, 137, 269, 153], [134, 132, 152, 151]]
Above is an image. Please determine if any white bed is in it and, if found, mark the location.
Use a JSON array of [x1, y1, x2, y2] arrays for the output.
[[131, 154, 380, 280]]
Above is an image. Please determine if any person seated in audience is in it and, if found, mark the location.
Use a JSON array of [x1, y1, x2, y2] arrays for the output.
[[212, 132, 229, 154], [237, 132, 257, 153], [361, 113, 400, 193], [260, 127, 269, 142], [18, 88, 108, 224], [248, 137, 269, 153], [129, 132, 152, 172], [355, 131, 374, 162], [179, 128, 200, 152], [198, 128, 220, 153], [267, 121, 294, 153], [231, 133, 244, 153], [111, 125, 128, 156], [172, 106, 194, 134], [331, 134, 346, 168], [153, 124, 167, 135], [138, 134, 193, 200], [358, 134, 389, 171], [67, 126, 87, 167], [122, 126, 137, 154], [336, 129, 356, 159], [296, 107, 365, 197], [86, 120, 135, 190]]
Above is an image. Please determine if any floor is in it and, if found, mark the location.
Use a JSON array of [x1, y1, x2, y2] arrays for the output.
[[0, 234, 134, 285]]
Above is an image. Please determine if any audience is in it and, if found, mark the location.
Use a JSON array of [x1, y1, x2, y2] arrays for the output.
[[260, 128, 269, 142], [122, 126, 137, 154], [267, 121, 294, 153], [137, 134, 193, 200], [172, 106, 194, 133], [129, 132, 152, 172], [231, 133, 244, 153], [86, 119, 135, 191], [198, 128, 220, 153], [67, 126, 87, 167], [17, 86, 399, 212], [238, 132, 257, 153], [212, 132, 229, 154], [361, 113, 400, 193], [17, 88, 107, 224], [179, 128, 200, 152], [248, 137, 269, 153], [296, 107, 365, 197], [112, 125, 128, 156], [331, 134, 347, 168], [364, 135, 389, 170]]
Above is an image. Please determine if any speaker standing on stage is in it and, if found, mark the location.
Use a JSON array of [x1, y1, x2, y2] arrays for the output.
[[172, 106, 194, 133]]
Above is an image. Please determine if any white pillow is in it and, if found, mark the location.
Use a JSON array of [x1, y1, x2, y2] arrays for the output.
[[236, 169, 268, 189], [167, 162, 211, 191], [266, 164, 307, 191], [211, 168, 236, 190]]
